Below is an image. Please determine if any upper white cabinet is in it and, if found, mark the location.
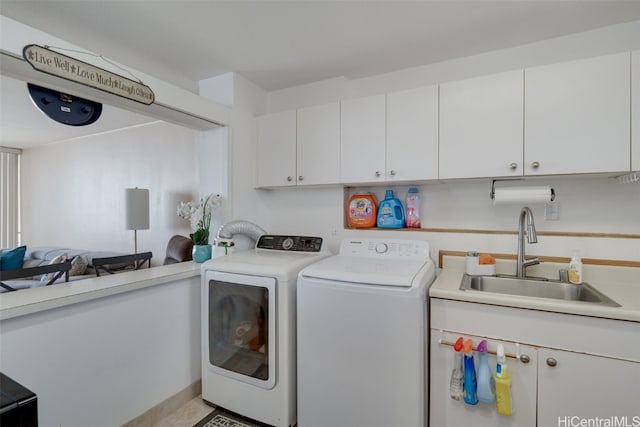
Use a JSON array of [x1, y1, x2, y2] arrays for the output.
[[633, 50, 640, 171], [386, 85, 439, 181], [256, 103, 340, 188], [340, 94, 387, 183], [439, 70, 524, 179], [525, 52, 631, 175], [257, 110, 297, 187], [297, 102, 340, 185]]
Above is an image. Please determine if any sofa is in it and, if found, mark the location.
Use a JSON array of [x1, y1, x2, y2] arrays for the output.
[[0, 246, 152, 292]]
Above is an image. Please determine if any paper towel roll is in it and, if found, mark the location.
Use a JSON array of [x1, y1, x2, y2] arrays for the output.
[[492, 186, 554, 205]]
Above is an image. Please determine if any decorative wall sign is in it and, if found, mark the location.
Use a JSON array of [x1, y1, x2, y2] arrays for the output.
[[23, 44, 155, 105]]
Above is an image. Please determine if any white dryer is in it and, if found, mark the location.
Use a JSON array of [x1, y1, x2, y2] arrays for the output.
[[201, 235, 328, 427], [297, 238, 436, 427]]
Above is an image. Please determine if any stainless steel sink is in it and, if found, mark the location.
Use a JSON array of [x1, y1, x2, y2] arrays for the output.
[[459, 274, 620, 307]]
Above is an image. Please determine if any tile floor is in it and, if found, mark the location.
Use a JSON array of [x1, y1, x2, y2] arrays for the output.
[[154, 396, 214, 427]]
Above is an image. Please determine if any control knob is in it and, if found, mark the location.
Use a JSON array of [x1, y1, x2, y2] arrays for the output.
[[375, 243, 389, 254], [282, 237, 294, 250]]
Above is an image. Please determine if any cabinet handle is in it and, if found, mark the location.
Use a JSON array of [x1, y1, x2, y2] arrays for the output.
[[298, 175, 304, 181], [375, 171, 382, 177], [519, 354, 530, 364], [531, 161, 540, 169], [510, 163, 518, 170], [286, 176, 293, 182], [546, 357, 557, 367], [389, 170, 396, 176]]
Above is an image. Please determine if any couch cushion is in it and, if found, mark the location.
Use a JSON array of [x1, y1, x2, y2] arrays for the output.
[[0, 245, 27, 270]]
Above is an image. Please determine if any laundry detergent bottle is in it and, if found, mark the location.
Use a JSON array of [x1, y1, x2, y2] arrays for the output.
[[376, 189, 405, 228]]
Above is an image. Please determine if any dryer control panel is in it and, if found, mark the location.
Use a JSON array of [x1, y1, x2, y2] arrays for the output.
[[257, 235, 323, 252]]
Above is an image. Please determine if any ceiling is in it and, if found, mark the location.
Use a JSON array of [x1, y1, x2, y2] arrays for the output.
[[2, 1, 640, 149]]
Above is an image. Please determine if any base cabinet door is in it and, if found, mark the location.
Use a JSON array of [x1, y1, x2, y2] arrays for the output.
[[429, 332, 537, 427], [537, 348, 640, 425]]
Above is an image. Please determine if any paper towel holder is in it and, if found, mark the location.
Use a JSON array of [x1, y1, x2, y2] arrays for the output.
[[490, 179, 555, 201]]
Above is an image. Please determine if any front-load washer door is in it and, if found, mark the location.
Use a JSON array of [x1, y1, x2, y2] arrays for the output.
[[205, 270, 276, 390]]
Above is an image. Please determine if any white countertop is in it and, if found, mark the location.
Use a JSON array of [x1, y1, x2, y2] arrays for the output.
[[0, 262, 202, 321], [429, 256, 640, 322]]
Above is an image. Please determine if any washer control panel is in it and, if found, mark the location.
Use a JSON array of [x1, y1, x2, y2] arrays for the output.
[[339, 238, 430, 260], [257, 235, 323, 252]]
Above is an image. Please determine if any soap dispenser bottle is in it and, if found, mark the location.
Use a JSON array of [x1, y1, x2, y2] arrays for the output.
[[568, 250, 583, 284], [476, 340, 495, 404]]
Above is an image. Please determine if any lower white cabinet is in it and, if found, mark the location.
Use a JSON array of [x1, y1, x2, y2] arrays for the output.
[[537, 348, 640, 425], [430, 298, 640, 426]]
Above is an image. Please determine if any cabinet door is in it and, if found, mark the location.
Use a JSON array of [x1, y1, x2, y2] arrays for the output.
[[429, 332, 537, 427], [633, 50, 640, 171], [387, 86, 439, 181], [297, 102, 340, 185], [538, 348, 640, 424], [525, 52, 631, 175], [340, 94, 386, 184], [439, 70, 524, 179], [256, 110, 296, 187]]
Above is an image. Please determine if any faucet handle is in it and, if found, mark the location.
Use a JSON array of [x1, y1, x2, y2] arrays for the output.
[[559, 269, 569, 282]]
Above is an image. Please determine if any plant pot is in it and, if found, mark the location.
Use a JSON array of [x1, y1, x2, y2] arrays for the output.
[[192, 244, 212, 263]]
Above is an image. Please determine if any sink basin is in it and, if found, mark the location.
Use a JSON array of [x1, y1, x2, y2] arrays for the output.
[[459, 274, 620, 307]]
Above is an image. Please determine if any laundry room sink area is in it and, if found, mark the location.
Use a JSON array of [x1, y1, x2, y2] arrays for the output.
[[459, 274, 620, 306]]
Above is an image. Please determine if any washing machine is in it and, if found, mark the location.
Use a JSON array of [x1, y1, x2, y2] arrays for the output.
[[201, 234, 328, 427], [297, 238, 436, 427]]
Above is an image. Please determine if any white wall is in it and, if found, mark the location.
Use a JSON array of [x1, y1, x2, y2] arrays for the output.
[[0, 275, 201, 427], [199, 73, 270, 250], [20, 121, 200, 263], [210, 21, 640, 263]]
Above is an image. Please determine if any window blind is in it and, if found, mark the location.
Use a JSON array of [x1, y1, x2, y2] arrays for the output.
[[1, 147, 21, 248]]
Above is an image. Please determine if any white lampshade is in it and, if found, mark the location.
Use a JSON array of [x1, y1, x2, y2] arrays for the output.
[[125, 188, 149, 230]]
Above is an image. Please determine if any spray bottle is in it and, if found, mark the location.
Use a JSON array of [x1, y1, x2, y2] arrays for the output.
[[476, 340, 495, 404], [449, 337, 464, 400], [463, 339, 478, 405], [494, 344, 514, 415]]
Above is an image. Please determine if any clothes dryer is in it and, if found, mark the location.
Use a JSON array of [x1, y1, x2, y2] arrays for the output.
[[201, 235, 328, 427]]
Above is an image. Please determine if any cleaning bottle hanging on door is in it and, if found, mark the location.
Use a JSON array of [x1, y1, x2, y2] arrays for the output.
[[463, 339, 478, 405], [449, 337, 464, 400], [477, 340, 495, 404], [494, 344, 514, 416]]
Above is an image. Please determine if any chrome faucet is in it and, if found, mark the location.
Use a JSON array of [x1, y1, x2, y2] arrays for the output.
[[516, 206, 540, 278]]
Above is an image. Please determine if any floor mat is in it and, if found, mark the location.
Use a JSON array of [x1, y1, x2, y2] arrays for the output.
[[193, 407, 269, 427]]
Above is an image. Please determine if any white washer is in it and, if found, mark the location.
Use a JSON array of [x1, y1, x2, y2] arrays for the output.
[[201, 235, 328, 427], [297, 238, 436, 427]]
